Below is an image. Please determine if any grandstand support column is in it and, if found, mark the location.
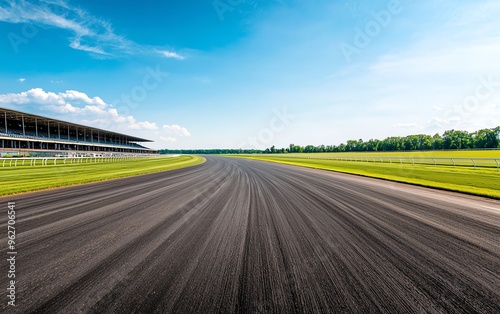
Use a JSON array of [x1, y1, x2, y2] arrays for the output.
[[22, 115, 25, 136], [76, 127, 78, 141], [35, 118, 38, 137], [4, 112, 7, 134], [48, 121, 50, 138], [58, 123, 60, 139]]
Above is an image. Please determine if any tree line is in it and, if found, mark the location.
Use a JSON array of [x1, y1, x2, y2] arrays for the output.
[[158, 126, 500, 155], [158, 148, 263, 155]]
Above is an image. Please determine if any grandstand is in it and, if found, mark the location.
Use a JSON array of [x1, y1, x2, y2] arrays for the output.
[[0, 107, 156, 157]]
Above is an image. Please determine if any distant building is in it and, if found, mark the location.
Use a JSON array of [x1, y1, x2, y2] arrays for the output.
[[0, 107, 156, 157]]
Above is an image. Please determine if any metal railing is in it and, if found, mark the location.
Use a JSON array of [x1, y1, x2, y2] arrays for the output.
[[1, 156, 140, 167], [273, 155, 500, 171]]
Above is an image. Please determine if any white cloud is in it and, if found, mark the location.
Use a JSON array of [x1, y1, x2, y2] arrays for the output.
[[425, 101, 499, 133], [163, 124, 191, 136], [0, 88, 159, 131], [0, 0, 182, 58], [18, 78, 25, 83], [371, 42, 500, 76], [130, 121, 158, 130], [350, 1, 500, 136], [370, 2, 500, 78], [0, 88, 192, 146], [62, 90, 106, 107], [160, 136, 177, 143], [0, 0, 128, 56], [158, 50, 185, 60]]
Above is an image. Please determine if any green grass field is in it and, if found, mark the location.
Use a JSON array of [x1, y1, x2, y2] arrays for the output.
[[0, 155, 204, 196], [230, 151, 500, 199]]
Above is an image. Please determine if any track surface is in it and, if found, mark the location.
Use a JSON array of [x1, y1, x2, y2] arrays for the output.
[[1, 156, 499, 313]]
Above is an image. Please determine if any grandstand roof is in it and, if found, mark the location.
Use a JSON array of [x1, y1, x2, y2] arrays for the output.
[[0, 107, 152, 142]]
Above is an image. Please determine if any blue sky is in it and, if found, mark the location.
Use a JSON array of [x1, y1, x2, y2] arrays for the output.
[[0, 0, 499, 149]]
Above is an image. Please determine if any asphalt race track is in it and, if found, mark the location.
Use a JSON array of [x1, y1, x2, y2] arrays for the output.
[[1, 156, 499, 313]]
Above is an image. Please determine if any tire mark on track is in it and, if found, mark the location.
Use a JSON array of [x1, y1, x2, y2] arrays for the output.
[[1, 156, 499, 313]]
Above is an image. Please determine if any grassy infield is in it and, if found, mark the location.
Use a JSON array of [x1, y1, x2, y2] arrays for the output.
[[0, 155, 204, 196], [0, 151, 498, 199], [231, 150, 500, 199]]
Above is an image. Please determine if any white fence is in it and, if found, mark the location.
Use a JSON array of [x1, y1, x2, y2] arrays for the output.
[[1, 156, 141, 167], [278, 156, 500, 171]]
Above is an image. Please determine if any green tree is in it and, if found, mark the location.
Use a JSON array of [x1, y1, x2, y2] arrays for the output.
[[432, 133, 443, 150]]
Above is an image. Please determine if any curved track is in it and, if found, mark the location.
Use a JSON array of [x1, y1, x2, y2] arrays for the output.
[[1, 156, 499, 313]]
